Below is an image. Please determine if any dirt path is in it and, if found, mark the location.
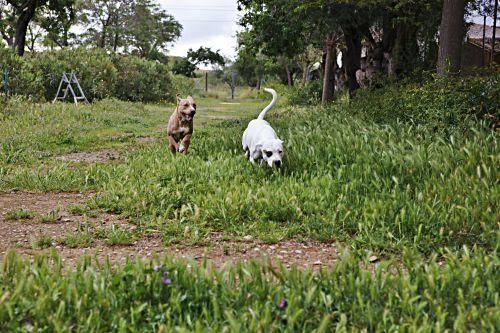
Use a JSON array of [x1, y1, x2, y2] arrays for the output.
[[0, 192, 341, 269]]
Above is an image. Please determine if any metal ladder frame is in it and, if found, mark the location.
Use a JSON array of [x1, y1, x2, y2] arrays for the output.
[[52, 72, 89, 105]]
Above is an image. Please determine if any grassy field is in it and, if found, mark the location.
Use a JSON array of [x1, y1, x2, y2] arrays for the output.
[[0, 80, 498, 331]]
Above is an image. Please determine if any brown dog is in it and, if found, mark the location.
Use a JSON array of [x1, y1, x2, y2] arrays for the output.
[[167, 95, 197, 154]]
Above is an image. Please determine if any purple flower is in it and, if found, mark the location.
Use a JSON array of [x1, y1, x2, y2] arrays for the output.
[[278, 298, 287, 309], [161, 277, 172, 285], [153, 265, 160, 272], [163, 271, 169, 276]]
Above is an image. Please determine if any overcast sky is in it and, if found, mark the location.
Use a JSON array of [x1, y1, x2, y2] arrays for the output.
[[158, 0, 241, 60]]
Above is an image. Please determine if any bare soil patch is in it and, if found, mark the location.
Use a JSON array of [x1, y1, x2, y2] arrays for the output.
[[1, 192, 341, 269], [54, 149, 121, 163]]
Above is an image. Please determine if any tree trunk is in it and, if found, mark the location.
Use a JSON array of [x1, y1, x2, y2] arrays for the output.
[[482, 15, 487, 66], [13, 0, 38, 56], [343, 27, 361, 98], [113, 32, 119, 52], [302, 61, 310, 85], [437, 0, 467, 76], [491, 0, 498, 65], [322, 34, 335, 104], [284, 64, 293, 86]]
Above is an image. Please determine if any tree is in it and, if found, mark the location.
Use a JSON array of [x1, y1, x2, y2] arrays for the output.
[[79, 0, 132, 50], [437, 0, 467, 75], [0, 2, 16, 47], [0, 0, 73, 56], [38, 0, 76, 48], [126, 0, 182, 60], [172, 47, 225, 77]]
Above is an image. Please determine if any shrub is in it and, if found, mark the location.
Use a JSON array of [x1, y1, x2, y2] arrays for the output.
[[28, 48, 117, 101], [349, 72, 500, 132], [113, 55, 174, 102], [171, 74, 195, 96], [0, 48, 45, 100]]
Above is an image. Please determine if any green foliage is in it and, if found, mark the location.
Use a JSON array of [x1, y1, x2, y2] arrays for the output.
[[0, 249, 498, 331], [102, 225, 136, 246], [40, 209, 62, 223], [30, 235, 53, 249], [113, 55, 173, 102], [5, 208, 36, 221], [29, 47, 117, 101], [60, 231, 94, 248], [2, 48, 177, 102], [172, 58, 197, 77], [350, 73, 500, 132], [172, 47, 225, 77], [0, 48, 45, 99], [78, 0, 182, 59], [170, 74, 195, 95], [278, 81, 323, 106]]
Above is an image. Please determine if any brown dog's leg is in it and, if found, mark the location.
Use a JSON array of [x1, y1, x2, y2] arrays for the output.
[[179, 134, 191, 154], [168, 135, 179, 154]]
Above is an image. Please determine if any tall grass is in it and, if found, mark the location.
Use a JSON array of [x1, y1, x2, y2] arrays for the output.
[[0, 249, 498, 332], [1, 83, 498, 253]]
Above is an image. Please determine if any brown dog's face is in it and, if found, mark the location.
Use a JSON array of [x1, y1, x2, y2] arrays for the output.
[[176, 95, 196, 123]]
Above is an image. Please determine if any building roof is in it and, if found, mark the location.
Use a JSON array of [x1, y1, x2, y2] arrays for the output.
[[468, 23, 500, 40]]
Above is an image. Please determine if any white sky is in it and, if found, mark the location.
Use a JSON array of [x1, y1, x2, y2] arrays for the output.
[[158, 0, 241, 60]]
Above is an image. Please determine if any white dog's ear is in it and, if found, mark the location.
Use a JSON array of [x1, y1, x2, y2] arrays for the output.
[[176, 94, 182, 104], [254, 143, 263, 152]]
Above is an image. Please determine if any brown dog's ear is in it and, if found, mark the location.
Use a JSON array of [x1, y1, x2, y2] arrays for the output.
[[176, 94, 182, 104], [187, 96, 194, 103]]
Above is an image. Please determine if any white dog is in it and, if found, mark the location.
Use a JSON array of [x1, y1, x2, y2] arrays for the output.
[[242, 88, 283, 168]]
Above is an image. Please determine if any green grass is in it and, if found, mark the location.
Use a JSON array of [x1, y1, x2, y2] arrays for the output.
[[0, 85, 497, 253], [31, 235, 53, 249], [102, 225, 137, 246], [4, 208, 36, 221], [0, 77, 498, 331], [0, 249, 498, 331], [59, 231, 94, 248], [40, 209, 62, 223]]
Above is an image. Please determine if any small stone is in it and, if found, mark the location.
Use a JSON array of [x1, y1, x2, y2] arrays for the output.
[[295, 250, 303, 254], [253, 247, 260, 252], [280, 250, 288, 254], [313, 260, 323, 266], [242, 235, 253, 242], [269, 245, 277, 250], [55, 246, 62, 250], [369, 255, 379, 263]]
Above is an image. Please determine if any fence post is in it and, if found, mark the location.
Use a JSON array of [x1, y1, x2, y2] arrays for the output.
[[231, 72, 236, 99], [205, 72, 208, 92]]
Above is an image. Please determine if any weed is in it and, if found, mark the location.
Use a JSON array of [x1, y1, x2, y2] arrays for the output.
[[5, 208, 36, 221], [40, 209, 61, 223], [59, 231, 93, 248], [103, 225, 136, 246], [31, 235, 53, 249]]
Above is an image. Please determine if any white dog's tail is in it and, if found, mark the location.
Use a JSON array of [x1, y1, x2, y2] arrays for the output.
[[257, 88, 277, 120]]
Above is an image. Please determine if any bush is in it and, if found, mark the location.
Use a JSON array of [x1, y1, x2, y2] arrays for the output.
[[170, 74, 195, 96], [113, 55, 174, 102], [349, 73, 500, 132], [0, 48, 45, 100], [28, 48, 117, 102], [285, 80, 322, 105]]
